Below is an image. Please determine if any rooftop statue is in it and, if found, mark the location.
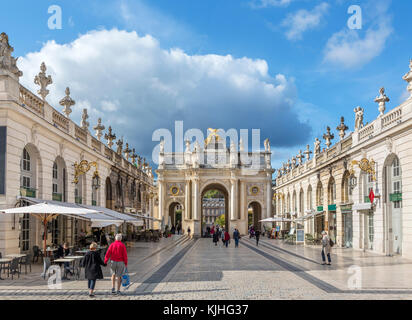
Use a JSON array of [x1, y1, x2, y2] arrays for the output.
[[374, 87, 390, 116], [354, 106, 364, 131], [0, 32, 23, 78], [34, 62, 52, 100], [403, 59, 412, 99]]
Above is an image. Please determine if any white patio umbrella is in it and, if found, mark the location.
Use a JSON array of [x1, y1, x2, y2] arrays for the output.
[[259, 217, 293, 222], [0, 202, 100, 256]]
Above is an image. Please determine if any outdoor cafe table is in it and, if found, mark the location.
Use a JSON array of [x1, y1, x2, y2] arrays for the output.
[[0, 258, 12, 280], [5, 254, 27, 259], [53, 258, 76, 280]]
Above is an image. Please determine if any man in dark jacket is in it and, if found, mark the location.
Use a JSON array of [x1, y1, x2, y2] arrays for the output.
[[233, 228, 240, 248], [81, 242, 106, 297], [255, 229, 261, 246]]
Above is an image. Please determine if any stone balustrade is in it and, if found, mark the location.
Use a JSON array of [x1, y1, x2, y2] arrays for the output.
[[52, 110, 69, 132], [16, 84, 151, 179], [381, 108, 402, 130], [19, 85, 44, 116], [358, 122, 374, 141], [74, 125, 87, 144]]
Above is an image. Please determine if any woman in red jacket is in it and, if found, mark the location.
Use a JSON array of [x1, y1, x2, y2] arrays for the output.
[[104, 233, 128, 295], [224, 230, 230, 248]]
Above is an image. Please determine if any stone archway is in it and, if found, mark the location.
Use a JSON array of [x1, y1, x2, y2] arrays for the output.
[[168, 201, 184, 230], [201, 183, 229, 234], [248, 201, 262, 231]]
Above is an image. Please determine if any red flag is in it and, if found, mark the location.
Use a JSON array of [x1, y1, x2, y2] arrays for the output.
[[369, 189, 375, 204]]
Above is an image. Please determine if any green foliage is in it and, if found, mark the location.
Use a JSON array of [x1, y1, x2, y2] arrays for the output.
[[215, 214, 225, 227], [204, 189, 224, 199]]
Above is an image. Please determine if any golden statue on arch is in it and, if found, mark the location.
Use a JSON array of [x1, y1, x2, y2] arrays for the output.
[[204, 128, 221, 146]]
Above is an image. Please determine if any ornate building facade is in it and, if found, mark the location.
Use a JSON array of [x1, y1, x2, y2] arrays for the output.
[[155, 133, 274, 236], [273, 60, 412, 258], [202, 198, 225, 226], [0, 33, 155, 254]]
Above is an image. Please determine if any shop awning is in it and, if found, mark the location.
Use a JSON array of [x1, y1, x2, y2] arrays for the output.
[[2, 200, 101, 255], [79, 204, 141, 224], [352, 203, 372, 211], [17, 197, 125, 227]]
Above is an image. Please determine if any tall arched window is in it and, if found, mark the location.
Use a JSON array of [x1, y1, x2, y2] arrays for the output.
[[292, 191, 297, 213], [21, 148, 32, 190], [52, 162, 58, 195], [328, 178, 336, 205], [299, 189, 304, 216], [316, 182, 323, 207], [363, 172, 374, 203], [392, 158, 402, 209], [342, 171, 351, 203], [307, 185, 313, 210]]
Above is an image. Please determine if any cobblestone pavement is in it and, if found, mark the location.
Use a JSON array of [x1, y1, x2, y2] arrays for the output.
[[1, 236, 412, 300]]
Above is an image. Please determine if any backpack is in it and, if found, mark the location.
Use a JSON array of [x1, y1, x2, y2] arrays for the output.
[[329, 239, 334, 247]]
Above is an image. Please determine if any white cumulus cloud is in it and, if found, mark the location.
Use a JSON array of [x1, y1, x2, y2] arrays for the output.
[[249, 0, 294, 9], [281, 2, 330, 41], [323, 0, 393, 69], [18, 29, 310, 160]]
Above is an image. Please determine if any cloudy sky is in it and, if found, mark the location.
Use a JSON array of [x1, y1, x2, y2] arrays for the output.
[[2, 0, 411, 174]]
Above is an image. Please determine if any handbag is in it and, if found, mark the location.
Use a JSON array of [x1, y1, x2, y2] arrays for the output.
[[121, 268, 130, 287]]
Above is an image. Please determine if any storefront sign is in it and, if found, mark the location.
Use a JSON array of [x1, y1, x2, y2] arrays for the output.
[[390, 193, 402, 202], [317, 206, 323, 212], [0, 127, 6, 195], [341, 204, 352, 213], [328, 204, 336, 211]]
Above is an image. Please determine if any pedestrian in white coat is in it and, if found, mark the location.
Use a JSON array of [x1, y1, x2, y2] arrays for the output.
[[321, 231, 332, 265]]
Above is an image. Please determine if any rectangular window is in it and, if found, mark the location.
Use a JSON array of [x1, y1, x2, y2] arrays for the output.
[[22, 176, 31, 188], [53, 183, 58, 193]]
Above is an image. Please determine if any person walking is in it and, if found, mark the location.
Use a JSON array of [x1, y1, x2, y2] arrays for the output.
[[224, 230, 230, 248], [213, 230, 219, 246], [255, 229, 260, 246], [187, 226, 191, 239], [177, 223, 181, 235], [81, 242, 106, 297], [321, 231, 332, 265], [233, 228, 240, 248], [104, 233, 128, 295]]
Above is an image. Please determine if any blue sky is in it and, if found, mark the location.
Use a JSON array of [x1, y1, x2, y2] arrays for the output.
[[2, 0, 411, 173]]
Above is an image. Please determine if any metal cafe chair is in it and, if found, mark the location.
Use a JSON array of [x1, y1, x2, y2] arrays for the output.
[[19, 254, 32, 274], [9, 258, 21, 280]]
